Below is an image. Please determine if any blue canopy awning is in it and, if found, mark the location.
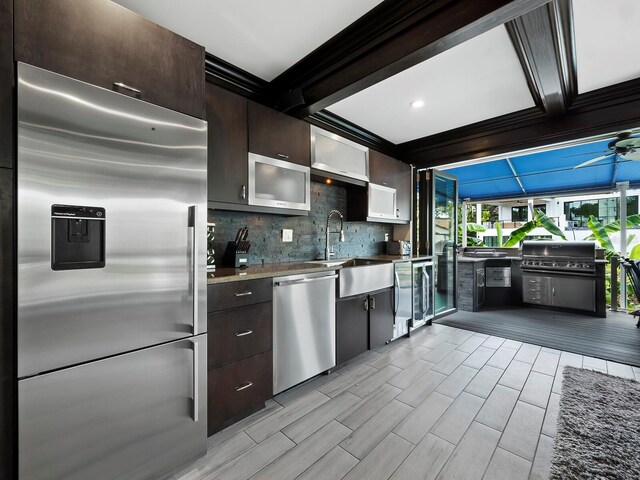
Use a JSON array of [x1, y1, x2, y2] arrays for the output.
[[446, 138, 640, 201]]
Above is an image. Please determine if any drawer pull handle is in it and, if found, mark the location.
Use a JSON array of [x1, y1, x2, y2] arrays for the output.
[[112, 82, 142, 99], [236, 382, 253, 392], [236, 330, 253, 337], [235, 291, 253, 297], [277, 153, 289, 159]]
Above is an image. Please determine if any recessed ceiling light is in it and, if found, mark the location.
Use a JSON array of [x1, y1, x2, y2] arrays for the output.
[[411, 99, 424, 109]]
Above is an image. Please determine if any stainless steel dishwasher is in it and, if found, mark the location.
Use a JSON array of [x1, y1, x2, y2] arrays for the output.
[[273, 271, 337, 394]]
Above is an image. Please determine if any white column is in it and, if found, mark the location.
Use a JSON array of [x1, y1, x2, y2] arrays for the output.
[[476, 203, 482, 225], [527, 199, 534, 221], [619, 182, 628, 311], [461, 202, 468, 247]]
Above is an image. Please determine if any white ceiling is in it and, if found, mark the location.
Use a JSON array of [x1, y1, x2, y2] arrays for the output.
[[112, 0, 383, 81], [326, 26, 535, 144], [573, 0, 640, 93]]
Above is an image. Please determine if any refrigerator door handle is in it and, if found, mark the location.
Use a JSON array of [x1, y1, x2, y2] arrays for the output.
[[192, 340, 199, 422], [189, 205, 198, 336]]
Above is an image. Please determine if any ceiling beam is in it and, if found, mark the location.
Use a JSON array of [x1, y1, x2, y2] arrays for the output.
[[269, 0, 550, 118], [399, 76, 640, 168], [204, 53, 270, 102], [505, 0, 577, 116]]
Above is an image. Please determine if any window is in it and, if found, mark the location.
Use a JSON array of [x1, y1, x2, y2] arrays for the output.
[[511, 204, 545, 222], [512, 206, 527, 222], [564, 196, 638, 227]]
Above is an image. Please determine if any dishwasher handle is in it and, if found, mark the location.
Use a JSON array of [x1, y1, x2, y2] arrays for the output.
[[274, 274, 338, 287]]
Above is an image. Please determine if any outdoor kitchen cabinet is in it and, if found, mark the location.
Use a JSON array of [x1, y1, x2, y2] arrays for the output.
[[522, 273, 596, 313], [14, 0, 205, 119], [207, 279, 273, 434]]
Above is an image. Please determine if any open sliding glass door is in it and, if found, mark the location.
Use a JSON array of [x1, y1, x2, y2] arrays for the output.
[[414, 169, 458, 318]]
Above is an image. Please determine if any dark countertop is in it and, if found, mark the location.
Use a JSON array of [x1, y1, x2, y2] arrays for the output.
[[358, 254, 433, 263], [458, 255, 521, 263], [207, 254, 436, 284], [207, 262, 339, 284]]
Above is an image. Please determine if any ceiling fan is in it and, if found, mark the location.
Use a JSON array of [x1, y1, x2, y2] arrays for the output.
[[574, 131, 640, 169]]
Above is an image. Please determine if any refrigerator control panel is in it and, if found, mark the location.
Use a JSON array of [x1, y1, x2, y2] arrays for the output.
[[51, 204, 106, 219], [51, 204, 105, 271]]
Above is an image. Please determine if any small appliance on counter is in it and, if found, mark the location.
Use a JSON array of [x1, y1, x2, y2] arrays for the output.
[[223, 226, 251, 268], [386, 240, 411, 256]]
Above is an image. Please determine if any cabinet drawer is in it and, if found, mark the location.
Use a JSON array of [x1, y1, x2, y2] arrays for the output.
[[208, 278, 272, 312], [208, 351, 272, 434], [208, 303, 272, 369]]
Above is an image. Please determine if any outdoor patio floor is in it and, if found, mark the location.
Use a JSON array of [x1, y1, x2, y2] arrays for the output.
[[438, 307, 640, 367]]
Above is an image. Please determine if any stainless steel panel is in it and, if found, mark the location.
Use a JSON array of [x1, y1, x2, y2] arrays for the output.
[[522, 274, 552, 305], [486, 267, 511, 287], [17, 63, 207, 377], [310, 125, 369, 182], [248, 153, 311, 211], [338, 262, 394, 298], [393, 261, 412, 339], [522, 240, 596, 259], [19, 335, 207, 480], [522, 272, 595, 312], [551, 276, 596, 312], [273, 271, 337, 394]]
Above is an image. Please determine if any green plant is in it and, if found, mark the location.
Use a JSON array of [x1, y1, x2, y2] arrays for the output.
[[585, 215, 640, 311], [495, 222, 503, 247], [503, 210, 566, 247], [586, 215, 640, 259], [457, 222, 487, 246]]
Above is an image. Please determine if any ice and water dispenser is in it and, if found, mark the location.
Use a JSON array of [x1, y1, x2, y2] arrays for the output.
[[51, 204, 105, 270]]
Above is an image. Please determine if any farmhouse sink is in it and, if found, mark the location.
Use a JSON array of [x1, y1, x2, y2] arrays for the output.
[[308, 259, 393, 298], [306, 258, 385, 268]]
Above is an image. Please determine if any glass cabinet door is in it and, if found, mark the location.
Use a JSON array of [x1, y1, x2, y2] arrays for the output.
[[433, 171, 457, 316]]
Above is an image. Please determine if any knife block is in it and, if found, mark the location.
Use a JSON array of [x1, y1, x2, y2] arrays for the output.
[[222, 242, 249, 268]]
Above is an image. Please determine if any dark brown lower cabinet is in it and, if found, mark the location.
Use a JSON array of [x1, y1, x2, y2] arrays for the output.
[[207, 280, 273, 435], [369, 289, 394, 349], [337, 288, 395, 365], [207, 351, 272, 434], [336, 295, 369, 365], [207, 303, 272, 369]]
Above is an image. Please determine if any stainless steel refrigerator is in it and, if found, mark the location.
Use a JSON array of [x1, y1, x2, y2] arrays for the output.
[[16, 63, 208, 480]]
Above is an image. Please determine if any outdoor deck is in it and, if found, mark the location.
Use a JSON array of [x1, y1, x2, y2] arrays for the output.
[[438, 307, 640, 367]]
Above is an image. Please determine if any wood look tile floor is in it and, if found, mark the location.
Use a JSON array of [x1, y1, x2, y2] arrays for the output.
[[175, 324, 640, 480]]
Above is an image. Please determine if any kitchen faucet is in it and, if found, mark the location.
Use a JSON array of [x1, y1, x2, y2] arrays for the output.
[[325, 209, 345, 260]]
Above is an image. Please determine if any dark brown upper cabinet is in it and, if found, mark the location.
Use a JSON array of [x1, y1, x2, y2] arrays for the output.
[[369, 150, 412, 223], [14, 0, 205, 119], [248, 101, 310, 167], [206, 83, 249, 205]]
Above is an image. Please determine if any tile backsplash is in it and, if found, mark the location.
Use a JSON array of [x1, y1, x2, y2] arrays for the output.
[[209, 182, 393, 265]]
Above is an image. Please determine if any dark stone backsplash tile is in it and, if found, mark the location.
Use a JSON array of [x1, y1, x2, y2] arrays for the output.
[[208, 182, 393, 266]]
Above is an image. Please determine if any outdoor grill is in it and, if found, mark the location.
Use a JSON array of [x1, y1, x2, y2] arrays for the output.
[[521, 241, 597, 275]]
